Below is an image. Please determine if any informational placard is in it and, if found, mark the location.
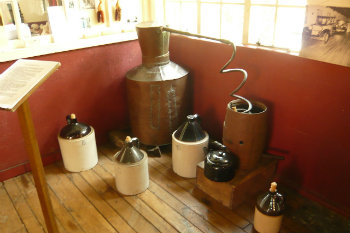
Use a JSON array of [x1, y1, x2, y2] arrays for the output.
[[0, 59, 61, 111]]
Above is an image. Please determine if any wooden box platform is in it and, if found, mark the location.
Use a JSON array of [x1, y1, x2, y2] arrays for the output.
[[196, 157, 278, 209]]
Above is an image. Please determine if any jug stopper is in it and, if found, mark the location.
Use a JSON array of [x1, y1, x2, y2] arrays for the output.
[[125, 136, 132, 142], [70, 113, 76, 119], [270, 182, 277, 192], [187, 114, 199, 121]]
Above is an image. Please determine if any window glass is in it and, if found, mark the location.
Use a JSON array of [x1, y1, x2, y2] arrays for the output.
[[122, 0, 142, 23], [221, 4, 244, 43], [165, 1, 181, 29], [180, 2, 198, 33], [200, 0, 220, 2], [250, 0, 276, 5], [278, 0, 306, 6], [222, 0, 245, 3], [248, 6, 275, 46], [274, 7, 305, 51], [200, 3, 220, 37]]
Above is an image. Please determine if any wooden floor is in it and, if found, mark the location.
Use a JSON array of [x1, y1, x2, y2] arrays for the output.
[[1, 143, 349, 233]]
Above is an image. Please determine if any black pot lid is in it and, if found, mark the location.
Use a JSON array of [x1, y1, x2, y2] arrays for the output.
[[114, 136, 144, 164], [59, 114, 91, 139], [256, 182, 285, 216], [205, 142, 234, 168], [174, 114, 206, 142]]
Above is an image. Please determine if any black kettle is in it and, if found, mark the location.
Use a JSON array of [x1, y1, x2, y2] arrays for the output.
[[204, 141, 238, 182]]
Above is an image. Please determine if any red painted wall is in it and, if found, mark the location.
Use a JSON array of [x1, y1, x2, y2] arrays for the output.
[[0, 35, 348, 216], [0, 40, 141, 180], [169, 35, 350, 216]]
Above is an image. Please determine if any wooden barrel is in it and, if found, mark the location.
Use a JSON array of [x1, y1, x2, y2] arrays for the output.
[[222, 100, 268, 171]]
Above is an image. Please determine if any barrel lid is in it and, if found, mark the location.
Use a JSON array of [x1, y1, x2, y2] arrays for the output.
[[59, 114, 91, 139], [114, 136, 144, 164], [256, 182, 285, 216], [174, 114, 206, 142]]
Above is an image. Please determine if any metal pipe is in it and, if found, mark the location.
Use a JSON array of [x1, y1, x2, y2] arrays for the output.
[[162, 27, 252, 112]]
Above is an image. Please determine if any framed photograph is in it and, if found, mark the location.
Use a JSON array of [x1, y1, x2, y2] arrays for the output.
[[300, 6, 350, 67], [80, 0, 95, 9]]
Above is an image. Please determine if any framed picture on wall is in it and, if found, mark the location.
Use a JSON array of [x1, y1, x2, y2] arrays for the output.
[[80, 0, 95, 9], [300, 6, 350, 67]]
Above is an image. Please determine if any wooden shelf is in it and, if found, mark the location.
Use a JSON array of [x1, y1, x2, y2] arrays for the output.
[[196, 157, 278, 209]]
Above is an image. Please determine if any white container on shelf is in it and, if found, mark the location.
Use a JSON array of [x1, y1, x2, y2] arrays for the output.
[[172, 114, 209, 178], [172, 132, 209, 178], [58, 113, 98, 172], [114, 136, 149, 195]]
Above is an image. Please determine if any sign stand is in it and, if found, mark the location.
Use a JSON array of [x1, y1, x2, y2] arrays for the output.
[[0, 59, 61, 233]]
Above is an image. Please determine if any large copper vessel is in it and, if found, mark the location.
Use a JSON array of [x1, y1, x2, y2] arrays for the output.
[[126, 22, 190, 146]]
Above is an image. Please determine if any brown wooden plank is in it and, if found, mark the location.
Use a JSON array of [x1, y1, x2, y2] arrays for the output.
[[55, 163, 136, 233], [138, 189, 203, 233], [148, 158, 195, 191], [92, 163, 179, 233], [100, 145, 249, 229], [0, 181, 27, 233], [233, 203, 255, 224], [102, 152, 220, 233], [17, 101, 58, 233], [148, 156, 250, 229], [100, 156, 221, 232], [23, 173, 85, 233], [43, 164, 116, 233], [147, 181, 222, 233], [3, 178, 45, 233], [98, 149, 245, 233], [243, 223, 253, 233], [101, 144, 249, 229], [82, 163, 161, 233], [147, 165, 245, 233], [123, 195, 179, 233], [95, 155, 200, 233]]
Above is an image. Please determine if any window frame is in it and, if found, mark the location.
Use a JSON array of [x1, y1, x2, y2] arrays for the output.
[[158, 0, 307, 52], [0, 0, 145, 62]]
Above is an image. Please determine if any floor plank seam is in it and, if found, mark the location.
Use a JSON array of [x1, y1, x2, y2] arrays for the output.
[[59, 165, 120, 233], [146, 181, 223, 233], [147, 157, 248, 232], [100, 147, 245, 233], [147, 155, 251, 229], [3, 180, 29, 233], [13, 177, 47, 233], [94, 157, 175, 233], [30, 172, 86, 233], [91, 161, 162, 233]]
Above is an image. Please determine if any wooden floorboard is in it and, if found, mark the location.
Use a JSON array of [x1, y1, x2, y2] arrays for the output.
[[1, 143, 349, 233], [3, 178, 45, 233], [0, 182, 27, 233]]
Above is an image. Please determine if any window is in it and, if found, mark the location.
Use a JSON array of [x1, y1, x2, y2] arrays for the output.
[[154, 0, 306, 52], [0, 0, 143, 62]]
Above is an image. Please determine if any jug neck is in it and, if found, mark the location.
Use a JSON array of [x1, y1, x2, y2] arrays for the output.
[[136, 22, 170, 66], [142, 53, 170, 66]]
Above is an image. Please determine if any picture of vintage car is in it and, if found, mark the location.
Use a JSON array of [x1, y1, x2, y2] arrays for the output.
[[303, 15, 336, 43], [335, 20, 348, 33]]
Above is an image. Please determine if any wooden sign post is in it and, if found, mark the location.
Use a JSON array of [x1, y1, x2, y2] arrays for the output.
[[0, 59, 61, 233]]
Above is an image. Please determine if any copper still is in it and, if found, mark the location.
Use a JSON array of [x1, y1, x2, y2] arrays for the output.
[[127, 23, 253, 146], [126, 22, 191, 146]]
